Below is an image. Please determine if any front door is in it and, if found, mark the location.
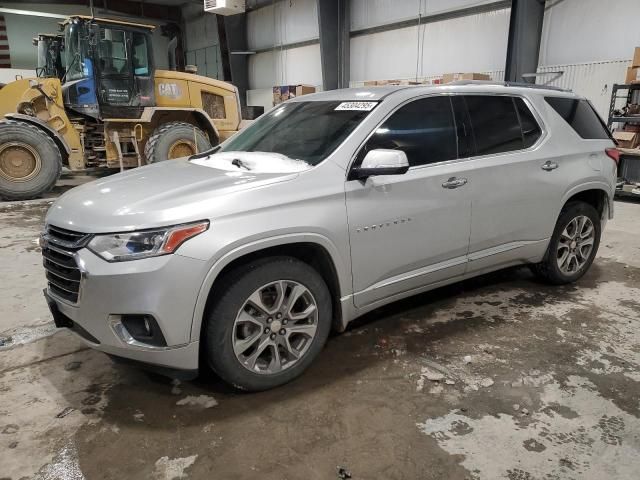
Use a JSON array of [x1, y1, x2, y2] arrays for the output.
[[95, 26, 155, 118], [346, 96, 472, 308]]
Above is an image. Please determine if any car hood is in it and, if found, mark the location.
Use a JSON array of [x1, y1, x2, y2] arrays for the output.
[[45, 156, 302, 233]]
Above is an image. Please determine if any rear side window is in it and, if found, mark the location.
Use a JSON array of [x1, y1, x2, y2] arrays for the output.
[[544, 97, 610, 139], [514, 98, 542, 148], [361, 96, 457, 167], [465, 96, 523, 155]]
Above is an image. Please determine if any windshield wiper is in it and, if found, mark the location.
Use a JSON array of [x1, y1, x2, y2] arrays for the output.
[[232, 158, 251, 170]]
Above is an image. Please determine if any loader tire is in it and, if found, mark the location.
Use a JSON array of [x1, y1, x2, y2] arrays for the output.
[[144, 121, 211, 163], [0, 120, 62, 201]]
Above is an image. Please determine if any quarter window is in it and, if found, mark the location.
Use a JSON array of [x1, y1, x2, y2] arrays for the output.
[[544, 96, 610, 139], [361, 96, 457, 167], [465, 96, 523, 155]]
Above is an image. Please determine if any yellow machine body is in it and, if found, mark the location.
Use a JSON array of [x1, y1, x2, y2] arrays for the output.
[[0, 72, 242, 170]]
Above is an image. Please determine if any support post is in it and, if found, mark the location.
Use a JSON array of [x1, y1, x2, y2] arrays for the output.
[[504, 0, 546, 83], [217, 14, 249, 107], [317, 0, 350, 90]]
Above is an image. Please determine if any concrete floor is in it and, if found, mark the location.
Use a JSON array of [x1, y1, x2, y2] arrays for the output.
[[1, 194, 639, 480]]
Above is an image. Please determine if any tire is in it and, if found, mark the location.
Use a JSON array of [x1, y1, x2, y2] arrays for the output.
[[0, 120, 62, 201], [531, 201, 601, 285], [204, 256, 332, 391], [144, 121, 211, 164]]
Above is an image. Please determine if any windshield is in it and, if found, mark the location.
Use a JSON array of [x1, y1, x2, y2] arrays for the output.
[[217, 100, 378, 166], [64, 23, 89, 81]]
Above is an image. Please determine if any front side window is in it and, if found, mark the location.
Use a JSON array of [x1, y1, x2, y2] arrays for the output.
[[465, 96, 523, 155], [132, 33, 150, 76], [360, 96, 458, 167], [219, 101, 376, 165], [99, 28, 127, 75], [64, 23, 90, 81]]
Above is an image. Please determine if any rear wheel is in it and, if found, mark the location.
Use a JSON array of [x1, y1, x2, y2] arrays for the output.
[[531, 201, 601, 284], [0, 120, 62, 200], [204, 257, 332, 391], [144, 121, 211, 163]]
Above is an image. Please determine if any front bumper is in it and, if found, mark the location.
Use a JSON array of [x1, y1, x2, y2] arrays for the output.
[[44, 248, 209, 372]]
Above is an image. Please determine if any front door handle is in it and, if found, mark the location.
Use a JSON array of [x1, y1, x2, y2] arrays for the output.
[[541, 161, 559, 171], [442, 177, 468, 189]]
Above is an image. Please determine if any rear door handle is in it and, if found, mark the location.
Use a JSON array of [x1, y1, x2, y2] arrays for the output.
[[541, 161, 558, 171], [442, 177, 468, 189]]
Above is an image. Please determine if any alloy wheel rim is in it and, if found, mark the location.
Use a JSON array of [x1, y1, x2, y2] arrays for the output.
[[556, 215, 595, 275], [0, 142, 42, 182], [232, 280, 318, 375]]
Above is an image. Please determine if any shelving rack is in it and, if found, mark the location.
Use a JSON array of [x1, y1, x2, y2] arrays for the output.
[[607, 83, 640, 198], [607, 83, 640, 130]]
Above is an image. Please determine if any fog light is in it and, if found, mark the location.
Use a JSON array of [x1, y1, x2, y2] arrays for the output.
[[110, 314, 167, 348]]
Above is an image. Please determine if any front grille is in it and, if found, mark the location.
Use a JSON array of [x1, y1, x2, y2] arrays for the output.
[[42, 225, 91, 304]]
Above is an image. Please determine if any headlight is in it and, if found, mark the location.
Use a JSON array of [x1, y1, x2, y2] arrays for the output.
[[87, 221, 209, 262]]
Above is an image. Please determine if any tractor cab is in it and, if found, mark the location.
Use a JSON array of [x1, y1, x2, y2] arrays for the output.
[[61, 16, 155, 120], [33, 33, 64, 79]]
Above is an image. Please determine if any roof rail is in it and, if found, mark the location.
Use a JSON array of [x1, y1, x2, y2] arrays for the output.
[[447, 80, 571, 92]]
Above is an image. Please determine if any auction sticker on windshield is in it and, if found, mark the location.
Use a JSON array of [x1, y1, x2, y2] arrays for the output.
[[334, 102, 378, 111]]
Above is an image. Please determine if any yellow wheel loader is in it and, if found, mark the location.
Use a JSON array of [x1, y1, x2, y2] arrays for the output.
[[0, 16, 242, 200]]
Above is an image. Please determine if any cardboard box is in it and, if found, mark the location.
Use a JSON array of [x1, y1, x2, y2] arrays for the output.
[[273, 84, 315, 105], [280, 85, 290, 101], [442, 72, 491, 84], [272, 86, 282, 104], [292, 84, 315, 97], [633, 47, 640, 68], [625, 67, 640, 84], [613, 130, 639, 149], [364, 80, 378, 86], [624, 124, 640, 133]]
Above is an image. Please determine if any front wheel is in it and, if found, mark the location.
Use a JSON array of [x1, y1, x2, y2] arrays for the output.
[[531, 201, 601, 285], [0, 120, 62, 200], [144, 121, 211, 163], [204, 257, 332, 391]]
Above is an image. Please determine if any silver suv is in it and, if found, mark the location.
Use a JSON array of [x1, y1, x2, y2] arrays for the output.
[[41, 82, 617, 391]]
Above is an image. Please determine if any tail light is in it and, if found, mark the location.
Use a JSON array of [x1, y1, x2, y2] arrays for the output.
[[605, 148, 620, 166]]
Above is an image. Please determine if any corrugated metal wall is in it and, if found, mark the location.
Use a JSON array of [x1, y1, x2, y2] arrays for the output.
[[247, 0, 320, 88], [349, 0, 499, 31], [350, 8, 510, 83], [247, 0, 318, 51], [246, 0, 321, 110], [245, 0, 640, 115], [540, 0, 640, 66]]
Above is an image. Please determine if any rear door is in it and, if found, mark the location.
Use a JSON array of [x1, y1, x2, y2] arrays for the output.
[[345, 96, 473, 308], [460, 94, 562, 274]]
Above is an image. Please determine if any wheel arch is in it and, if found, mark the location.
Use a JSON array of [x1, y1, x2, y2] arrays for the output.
[[560, 183, 613, 221], [3, 113, 70, 164], [146, 108, 220, 146], [190, 236, 349, 345]]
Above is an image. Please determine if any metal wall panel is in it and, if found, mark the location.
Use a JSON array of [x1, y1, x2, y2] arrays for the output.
[[349, 0, 498, 31], [248, 44, 322, 89], [350, 9, 510, 82], [247, 0, 319, 51], [540, 0, 640, 65]]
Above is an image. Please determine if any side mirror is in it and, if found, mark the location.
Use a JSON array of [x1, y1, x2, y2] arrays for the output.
[[351, 149, 409, 180]]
